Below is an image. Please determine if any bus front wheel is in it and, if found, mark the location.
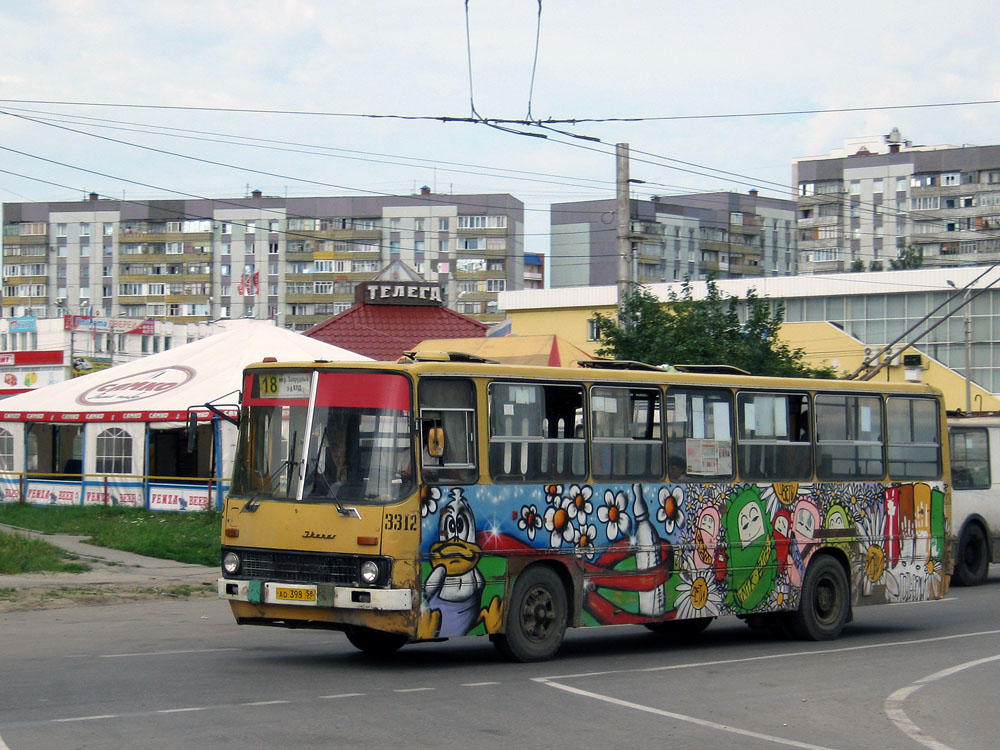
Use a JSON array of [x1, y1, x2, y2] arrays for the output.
[[492, 566, 567, 662], [344, 626, 408, 656], [953, 524, 989, 587], [790, 555, 849, 641]]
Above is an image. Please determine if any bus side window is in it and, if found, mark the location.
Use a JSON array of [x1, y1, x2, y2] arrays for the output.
[[590, 386, 663, 481], [949, 426, 989, 489], [418, 378, 478, 484], [666, 387, 734, 481], [887, 397, 941, 480], [736, 391, 812, 481], [489, 382, 585, 483]]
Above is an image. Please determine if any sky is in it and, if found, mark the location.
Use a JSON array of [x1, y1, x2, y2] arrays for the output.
[[2, 0, 1000, 262]]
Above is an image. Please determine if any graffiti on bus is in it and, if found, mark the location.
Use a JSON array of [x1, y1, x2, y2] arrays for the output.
[[417, 480, 947, 637]]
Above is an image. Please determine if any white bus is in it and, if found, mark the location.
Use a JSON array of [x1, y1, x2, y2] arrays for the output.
[[948, 414, 1000, 585]]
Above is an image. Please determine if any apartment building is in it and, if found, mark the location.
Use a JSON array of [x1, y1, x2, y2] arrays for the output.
[[549, 191, 796, 288], [1, 189, 524, 329], [793, 129, 1000, 274]]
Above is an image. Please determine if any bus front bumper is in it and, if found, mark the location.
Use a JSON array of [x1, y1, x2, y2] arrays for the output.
[[217, 578, 412, 611]]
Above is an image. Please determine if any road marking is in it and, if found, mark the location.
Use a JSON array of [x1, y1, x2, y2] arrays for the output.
[[538, 680, 839, 750], [157, 707, 209, 714], [394, 687, 434, 693], [319, 693, 364, 699], [241, 700, 290, 706], [0, 733, 9, 750], [99, 648, 238, 658], [884, 653, 1000, 750], [888, 596, 958, 606], [539, 628, 1000, 681], [53, 714, 119, 723], [462, 681, 501, 686]]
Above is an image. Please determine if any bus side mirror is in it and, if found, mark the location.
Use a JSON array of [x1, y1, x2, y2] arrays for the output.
[[426, 427, 445, 458], [186, 412, 198, 453]]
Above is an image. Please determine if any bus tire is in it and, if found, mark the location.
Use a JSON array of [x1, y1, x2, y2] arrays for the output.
[[953, 524, 989, 587], [790, 554, 849, 641], [344, 626, 408, 656], [492, 566, 567, 662], [645, 617, 713, 637]]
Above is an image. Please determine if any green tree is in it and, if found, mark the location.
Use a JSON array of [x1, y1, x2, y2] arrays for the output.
[[869, 260, 884, 272], [590, 281, 835, 378], [850, 259, 866, 272], [889, 244, 923, 270]]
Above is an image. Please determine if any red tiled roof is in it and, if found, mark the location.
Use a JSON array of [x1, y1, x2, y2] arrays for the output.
[[304, 303, 488, 361]]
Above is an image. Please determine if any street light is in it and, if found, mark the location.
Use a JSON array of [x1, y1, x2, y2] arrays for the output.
[[947, 280, 973, 412]]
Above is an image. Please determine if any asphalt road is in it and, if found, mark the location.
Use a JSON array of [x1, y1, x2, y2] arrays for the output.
[[2, 570, 999, 750]]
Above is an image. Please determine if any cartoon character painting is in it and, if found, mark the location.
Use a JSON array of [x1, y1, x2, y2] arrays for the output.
[[723, 485, 776, 613], [788, 497, 820, 587], [420, 488, 502, 638]]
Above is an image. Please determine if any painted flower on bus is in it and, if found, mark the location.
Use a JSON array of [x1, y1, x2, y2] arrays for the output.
[[565, 484, 593, 521], [656, 486, 685, 534], [597, 489, 632, 541], [420, 485, 441, 518], [674, 560, 723, 619], [574, 521, 598, 559], [517, 503, 543, 541], [543, 494, 577, 548]]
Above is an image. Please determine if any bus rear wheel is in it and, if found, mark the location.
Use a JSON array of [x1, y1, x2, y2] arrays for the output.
[[790, 555, 849, 641], [344, 626, 408, 656], [953, 524, 989, 587], [492, 566, 567, 662]]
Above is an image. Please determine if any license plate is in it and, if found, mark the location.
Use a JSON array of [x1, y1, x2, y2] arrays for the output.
[[274, 586, 317, 603]]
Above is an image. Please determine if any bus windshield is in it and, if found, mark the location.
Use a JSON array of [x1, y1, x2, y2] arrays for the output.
[[231, 370, 414, 504]]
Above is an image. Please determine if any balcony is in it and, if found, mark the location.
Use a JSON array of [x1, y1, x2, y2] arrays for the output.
[[797, 215, 841, 228]]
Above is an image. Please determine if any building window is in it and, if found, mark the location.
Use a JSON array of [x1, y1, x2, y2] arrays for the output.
[[439, 218, 450, 231], [0, 428, 13, 471], [79, 223, 90, 236], [872, 179, 883, 194], [486, 279, 506, 292], [95, 427, 132, 474]]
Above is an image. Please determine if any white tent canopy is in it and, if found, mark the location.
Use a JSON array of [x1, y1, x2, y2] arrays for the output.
[[0, 319, 371, 420], [0, 321, 371, 511]]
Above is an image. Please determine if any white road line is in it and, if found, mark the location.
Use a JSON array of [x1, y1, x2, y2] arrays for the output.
[[539, 628, 1000, 681], [241, 700, 291, 706], [53, 714, 119, 723], [393, 687, 434, 693], [461, 681, 501, 686], [884, 653, 1000, 750], [99, 648, 238, 658], [156, 707, 209, 714], [888, 596, 958, 606], [0, 733, 10, 750], [319, 693, 365, 699], [539, 680, 840, 750]]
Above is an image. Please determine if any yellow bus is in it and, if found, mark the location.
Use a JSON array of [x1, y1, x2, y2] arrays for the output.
[[217, 353, 951, 661]]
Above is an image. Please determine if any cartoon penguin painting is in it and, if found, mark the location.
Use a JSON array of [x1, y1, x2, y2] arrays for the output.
[[723, 486, 777, 613], [421, 489, 501, 638]]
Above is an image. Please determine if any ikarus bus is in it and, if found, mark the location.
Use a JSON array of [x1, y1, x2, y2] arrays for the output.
[[218, 353, 951, 661]]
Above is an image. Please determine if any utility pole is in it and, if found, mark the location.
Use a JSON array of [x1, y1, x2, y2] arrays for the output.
[[616, 143, 632, 315]]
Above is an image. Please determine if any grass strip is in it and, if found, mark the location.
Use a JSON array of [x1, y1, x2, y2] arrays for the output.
[[0, 505, 221, 567], [0, 529, 91, 574]]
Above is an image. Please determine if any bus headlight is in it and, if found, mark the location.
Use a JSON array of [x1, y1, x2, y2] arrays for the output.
[[360, 560, 380, 586], [222, 551, 241, 576]]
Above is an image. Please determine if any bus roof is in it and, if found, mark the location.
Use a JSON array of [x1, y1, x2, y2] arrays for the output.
[[243, 357, 943, 397]]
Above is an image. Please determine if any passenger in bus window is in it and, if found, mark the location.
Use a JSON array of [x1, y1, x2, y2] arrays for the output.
[[669, 456, 687, 482]]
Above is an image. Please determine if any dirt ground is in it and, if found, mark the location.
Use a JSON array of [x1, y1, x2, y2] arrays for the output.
[[0, 579, 218, 613], [0, 525, 219, 613]]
